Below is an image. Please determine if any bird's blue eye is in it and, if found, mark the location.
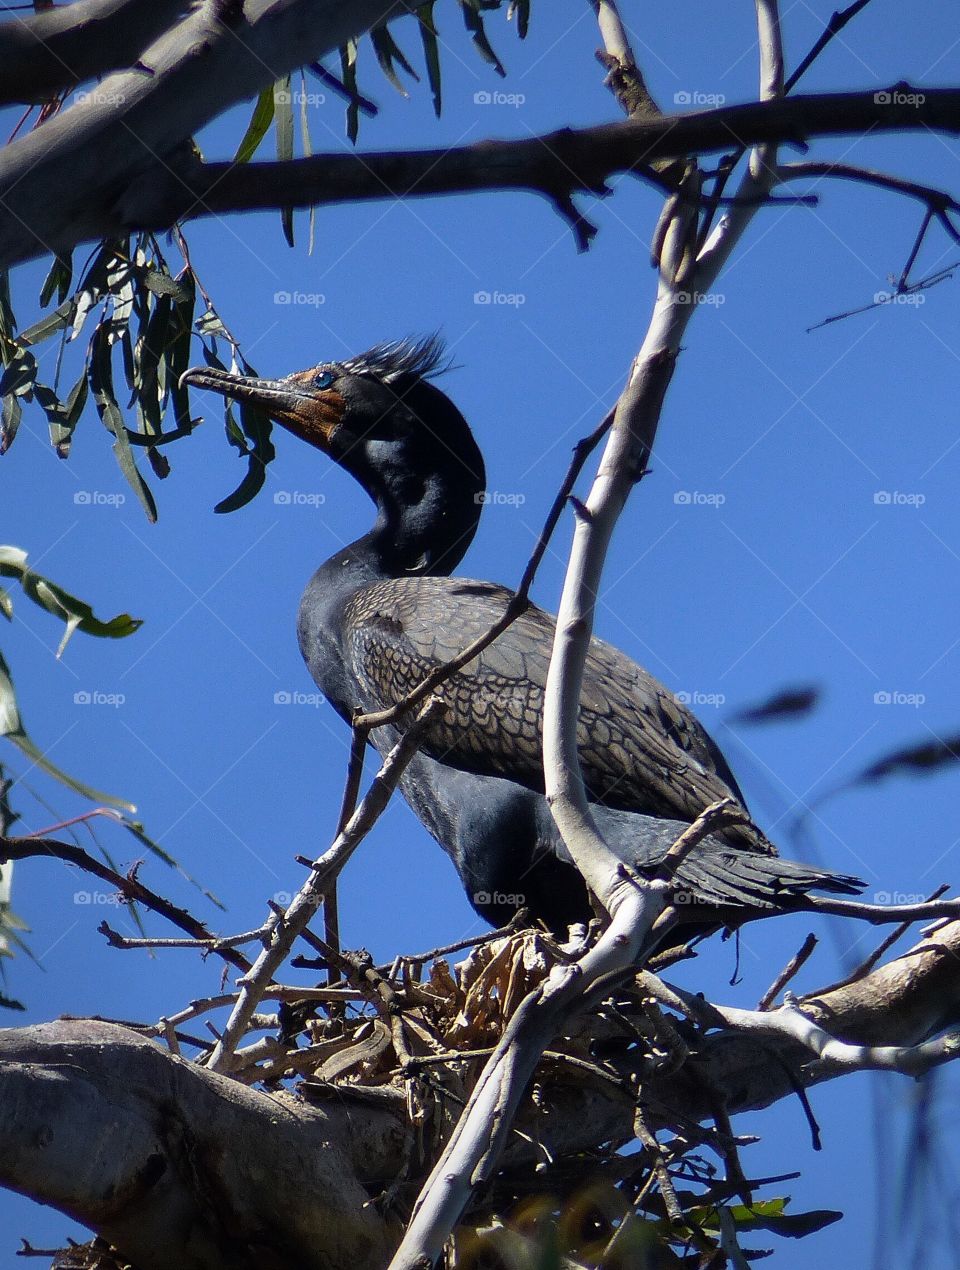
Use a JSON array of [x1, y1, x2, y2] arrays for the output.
[[314, 369, 336, 390]]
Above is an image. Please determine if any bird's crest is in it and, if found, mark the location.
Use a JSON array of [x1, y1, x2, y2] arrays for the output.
[[337, 334, 450, 384]]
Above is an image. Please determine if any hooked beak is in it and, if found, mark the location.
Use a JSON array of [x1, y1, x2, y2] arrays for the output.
[[178, 365, 344, 450]]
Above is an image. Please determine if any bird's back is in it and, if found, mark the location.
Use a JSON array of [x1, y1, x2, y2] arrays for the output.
[[341, 575, 772, 853]]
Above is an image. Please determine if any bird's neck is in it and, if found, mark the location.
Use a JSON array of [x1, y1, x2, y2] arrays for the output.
[[359, 476, 480, 578]]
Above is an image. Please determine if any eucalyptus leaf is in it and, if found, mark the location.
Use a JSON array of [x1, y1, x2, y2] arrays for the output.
[[460, 1, 506, 75], [91, 325, 158, 521], [234, 84, 275, 164], [275, 77, 295, 247], [214, 398, 275, 513], [371, 24, 420, 96], [0, 346, 37, 398], [0, 651, 135, 811], [341, 39, 361, 143], [19, 297, 75, 347], [0, 392, 22, 455], [0, 546, 142, 657]]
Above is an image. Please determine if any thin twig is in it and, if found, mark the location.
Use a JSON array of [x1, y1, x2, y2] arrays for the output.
[[759, 931, 818, 1010], [0, 833, 250, 972], [813, 884, 949, 996], [205, 698, 444, 1074]]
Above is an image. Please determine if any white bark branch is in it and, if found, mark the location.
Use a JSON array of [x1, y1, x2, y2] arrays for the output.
[[206, 698, 443, 1073], [0, 0, 189, 106], [0, 1019, 393, 1270], [0, 0, 406, 268]]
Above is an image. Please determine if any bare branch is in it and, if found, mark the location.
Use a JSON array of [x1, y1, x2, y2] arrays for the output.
[[0, 832, 251, 971], [205, 698, 444, 1073], [6, 86, 960, 268]]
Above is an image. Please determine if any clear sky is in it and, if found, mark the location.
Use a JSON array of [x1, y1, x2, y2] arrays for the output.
[[2, 3, 960, 1266]]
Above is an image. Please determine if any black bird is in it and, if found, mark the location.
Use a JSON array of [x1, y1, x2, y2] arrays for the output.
[[182, 338, 862, 936]]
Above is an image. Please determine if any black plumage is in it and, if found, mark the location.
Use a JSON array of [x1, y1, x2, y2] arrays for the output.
[[182, 337, 862, 936]]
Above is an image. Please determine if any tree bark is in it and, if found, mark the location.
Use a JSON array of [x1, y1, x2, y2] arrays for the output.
[[0, 1019, 396, 1270], [2, 923, 958, 1267]]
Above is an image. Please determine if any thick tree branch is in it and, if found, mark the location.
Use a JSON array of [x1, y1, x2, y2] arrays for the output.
[[0, 0, 190, 106], [3, 86, 960, 268], [0, 1019, 393, 1270], [0, 0, 407, 269], [134, 88, 960, 230], [3, 922, 959, 1267]]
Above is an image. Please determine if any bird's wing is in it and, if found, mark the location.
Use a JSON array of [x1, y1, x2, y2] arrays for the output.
[[343, 576, 771, 852]]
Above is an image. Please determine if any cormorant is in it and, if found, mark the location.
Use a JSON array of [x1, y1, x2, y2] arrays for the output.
[[182, 337, 862, 936]]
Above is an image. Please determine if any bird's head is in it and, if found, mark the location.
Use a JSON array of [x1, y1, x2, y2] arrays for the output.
[[181, 336, 487, 574]]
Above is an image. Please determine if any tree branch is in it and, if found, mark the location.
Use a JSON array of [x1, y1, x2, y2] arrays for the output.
[[0, 832, 251, 972], [0, 0, 190, 106], [0, 1019, 393, 1270], [205, 698, 444, 1073], [4, 85, 960, 268], [0, 0, 408, 269]]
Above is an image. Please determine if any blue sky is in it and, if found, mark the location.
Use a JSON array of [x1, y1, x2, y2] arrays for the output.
[[2, 2, 960, 1265]]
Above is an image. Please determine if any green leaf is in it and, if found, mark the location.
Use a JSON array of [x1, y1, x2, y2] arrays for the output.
[[0, 545, 142, 657], [275, 77, 295, 247], [371, 23, 420, 96], [214, 398, 275, 513], [416, 5, 442, 117], [233, 85, 275, 164], [39, 254, 73, 308], [141, 269, 190, 302], [90, 326, 157, 522], [195, 306, 228, 338], [0, 392, 21, 455], [299, 72, 317, 255], [0, 270, 17, 339], [460, 1, 506, 75], [32, 380, 83, 458], [18, 298, 75, 347], [0, 651, 135, 811], [0, 588, 12, 621], [0, 345, 37, 398], [341, 39, 361, 143], [509, 0, 529, 39], [165, 273, 197, 430]]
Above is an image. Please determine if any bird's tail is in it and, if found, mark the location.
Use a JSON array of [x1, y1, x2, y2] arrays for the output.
[[668, 847, 864, 915]]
